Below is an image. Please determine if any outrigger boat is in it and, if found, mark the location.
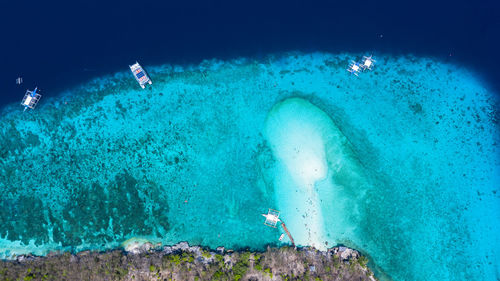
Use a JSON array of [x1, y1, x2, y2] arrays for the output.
[[262, 209, 281, 228], [21, 87, 42, 111], [360, 55, 375, 71], [347, 55, 376, 76], [261, 208, 296, 247], [347, 60, 362, 76], [129, 62, 152, 89]]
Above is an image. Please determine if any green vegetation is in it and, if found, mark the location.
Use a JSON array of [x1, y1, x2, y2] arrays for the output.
[[202, 251, 212, 259], [212, 270, 223, 280], [215, 254, 224, 264], [264, 267, 273, 278], [230, 251, 253, 278], [358, 256, 369, 267], [239, 251, 251, 263], [182, 252, 194, 263], [333, 258, 341, 270], [253, 252, 263, 271], [348, 260, 357, 273], [149, 265, 157, 272], [115, 267, 129, 278], [168, 254, 182, 265], [232, 261, 249, 277]]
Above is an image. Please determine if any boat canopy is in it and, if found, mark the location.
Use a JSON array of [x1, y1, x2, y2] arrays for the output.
[[129, 62, 152, 89], [262, 208, 281, 228], [21, 87, 42, 111]]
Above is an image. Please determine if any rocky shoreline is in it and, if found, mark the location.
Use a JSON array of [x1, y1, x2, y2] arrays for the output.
[[0, 242, 377, 281]]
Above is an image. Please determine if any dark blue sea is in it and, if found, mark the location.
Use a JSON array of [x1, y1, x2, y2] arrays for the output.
[[0, 0, 499, 107]]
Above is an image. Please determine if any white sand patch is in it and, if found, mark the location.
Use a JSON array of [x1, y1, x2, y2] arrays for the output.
[[0, 236, 62, 259], [122, 237, 154, 254], [264, 98, 341, 250]]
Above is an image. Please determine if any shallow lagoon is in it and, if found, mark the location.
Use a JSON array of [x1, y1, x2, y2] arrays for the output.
[[0, 53, 498, 280]]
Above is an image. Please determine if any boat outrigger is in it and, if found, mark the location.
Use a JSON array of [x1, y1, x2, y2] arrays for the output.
[[21, 87, 42, 111], [129, 62, 152, 89]]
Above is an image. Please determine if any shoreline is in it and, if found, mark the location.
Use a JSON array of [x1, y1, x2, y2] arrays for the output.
[[0, 242, 377, 281]]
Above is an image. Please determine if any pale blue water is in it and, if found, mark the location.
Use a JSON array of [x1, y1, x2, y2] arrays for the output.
[[0, 53, 498, 280]]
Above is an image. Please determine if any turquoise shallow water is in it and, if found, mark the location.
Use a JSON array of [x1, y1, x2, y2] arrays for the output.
[[0, 53, 498, 280]]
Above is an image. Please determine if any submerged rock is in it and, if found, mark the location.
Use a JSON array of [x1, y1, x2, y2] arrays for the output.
[[0, 243, 376, 281]]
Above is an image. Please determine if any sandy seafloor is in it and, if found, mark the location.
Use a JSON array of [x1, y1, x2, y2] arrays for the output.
[[0, 52, 498, 281]]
